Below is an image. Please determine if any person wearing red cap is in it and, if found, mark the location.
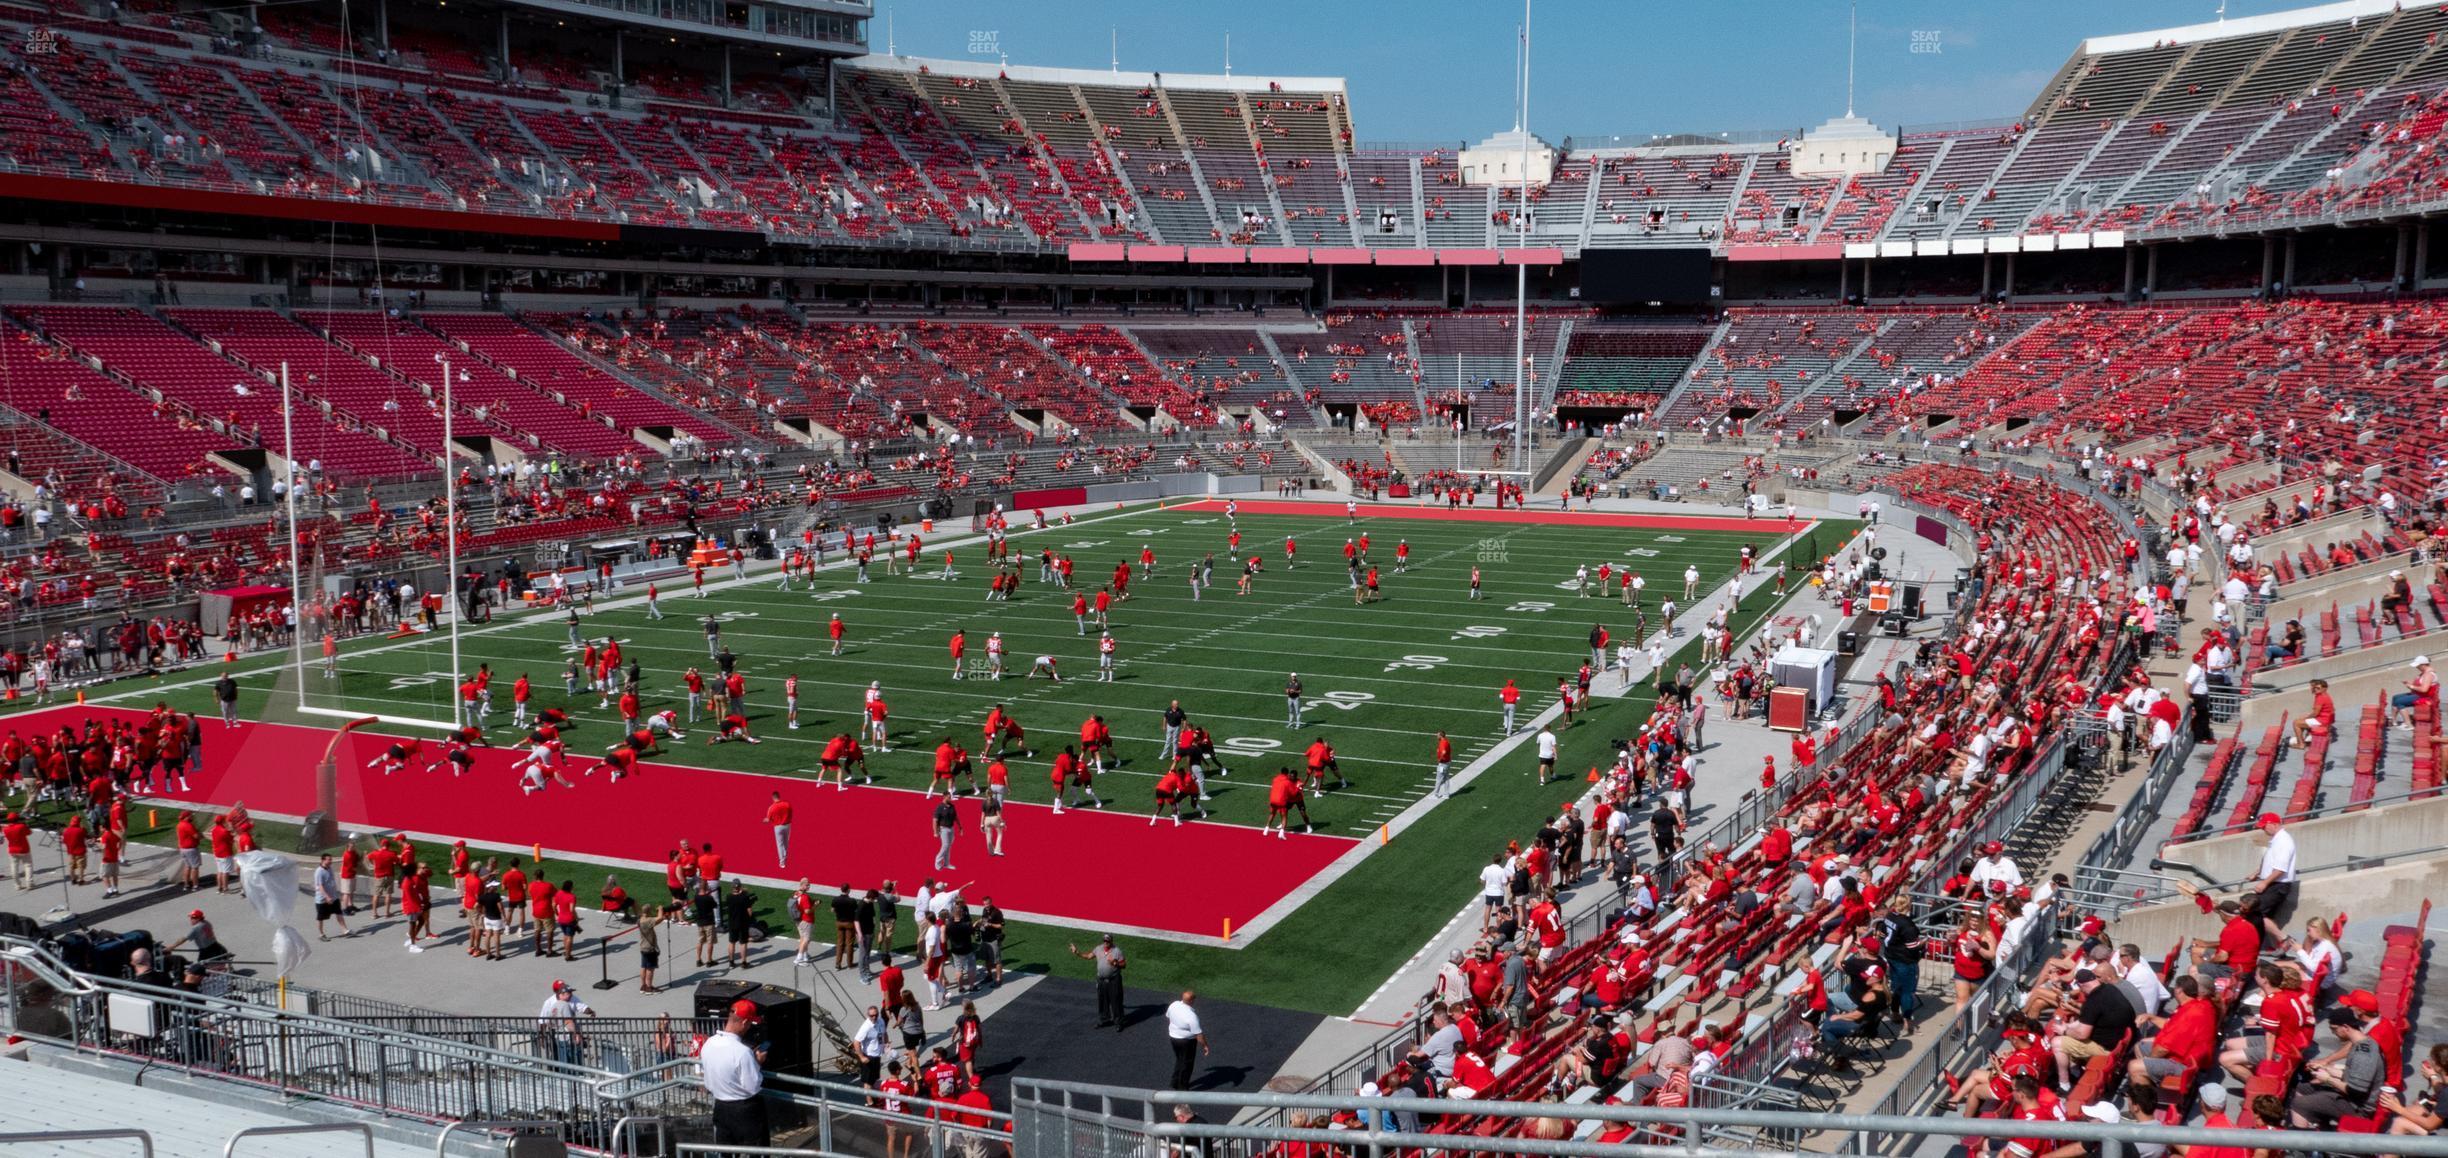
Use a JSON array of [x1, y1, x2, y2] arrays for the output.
[[163, 908, 228, 963], [537, 979, 597, 1065], [700, 998, 769, 1146], [2246, 811, 2298, 947], [1969, 841, 2023, 895]]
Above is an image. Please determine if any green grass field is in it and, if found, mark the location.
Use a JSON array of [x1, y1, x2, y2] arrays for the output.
[[51, 501, 1851, 1013]]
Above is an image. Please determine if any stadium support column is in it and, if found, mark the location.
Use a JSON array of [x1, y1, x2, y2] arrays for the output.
[[2415, 224, 2430, 288], [1979, 254, 1990, 300], [374, 0, 387, 52], [613, 31, 623, 92], [497, 13, 510, 76], [723, 46, 733, 107], [1837, 259, 1847, 301], [2261, 237, 2276, 295], [2395, 223, 2412, 290], [2281, 236, 2296, 292]]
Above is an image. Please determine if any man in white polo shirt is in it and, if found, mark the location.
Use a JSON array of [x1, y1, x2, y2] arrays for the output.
[[1165, 990, 1209, 1091], [700, 999, 769, 1146], [2247, 811, 2298, 946]]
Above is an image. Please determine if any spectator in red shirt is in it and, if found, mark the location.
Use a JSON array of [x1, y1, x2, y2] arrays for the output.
[[208, 817, 237, 894], [173, 811, 201, 892], [2180, 887, 2263, 987], [2128, 974, 2219, 1091], [529, 875, 559, 956], [3, 811, 31, 890]]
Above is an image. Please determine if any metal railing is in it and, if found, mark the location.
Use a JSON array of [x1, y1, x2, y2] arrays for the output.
[[340, 1015, 717, 1075], [1841, 902, 2061, 1155], [1010, 1079, 2448, 1158], [221, 1123, 373, 1157], [2168, 780, 2444, 846], [0, 1130, 154, 1155], [0, 934, 681, 1142], [0, 933, 1020, 1156], [2071, 708, 2199, 905], [763, 1071, 1011, 1158]]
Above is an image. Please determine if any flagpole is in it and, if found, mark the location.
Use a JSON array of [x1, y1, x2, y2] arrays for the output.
[[1512, 0, 1531, 484], [440, 355, 461, 686], [283, 363, 307, 710]]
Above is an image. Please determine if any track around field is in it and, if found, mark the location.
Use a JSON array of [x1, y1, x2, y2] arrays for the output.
[[40, 705, 1351, 939]]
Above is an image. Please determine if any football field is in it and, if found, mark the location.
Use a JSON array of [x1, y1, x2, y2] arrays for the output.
[[45, 498, 1843, 1011]]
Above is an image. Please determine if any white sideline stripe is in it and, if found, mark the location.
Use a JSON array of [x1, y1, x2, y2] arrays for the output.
[[77, 501, 1172, 713], [1215, 519, 1830, 955], [86, 504, 1838, 954], [1336, 521, 1859, 1014]]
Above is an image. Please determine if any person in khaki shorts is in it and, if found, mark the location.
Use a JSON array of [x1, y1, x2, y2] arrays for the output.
[[831, 884, 859, 969]]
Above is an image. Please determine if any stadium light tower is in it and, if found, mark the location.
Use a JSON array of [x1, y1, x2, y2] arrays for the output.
[[1511, 0, 1530, 476]]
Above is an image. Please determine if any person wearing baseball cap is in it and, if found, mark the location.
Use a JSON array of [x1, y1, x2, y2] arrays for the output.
[[162, 908, 228, 964], [2246, 810, 2299, 947], [701, 998, 769, 1146], [2283, 987, 2404, 1130], [2051, 967, 2136, 1086], [1970, 841, 2023, 895], [537, 981, 596, 1065], [2393, 655, 2438, 729]]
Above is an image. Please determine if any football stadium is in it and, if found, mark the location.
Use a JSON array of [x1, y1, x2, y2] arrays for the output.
[[0, 0, 2435, 1153]]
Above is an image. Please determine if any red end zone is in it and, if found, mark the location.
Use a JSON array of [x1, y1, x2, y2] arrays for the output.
[[1170, 498, 1810, 534], [46, 706, 1349, 939]]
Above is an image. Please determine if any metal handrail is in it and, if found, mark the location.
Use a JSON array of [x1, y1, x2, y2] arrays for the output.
[[2149, 840, 2448, 901], [1011, 1078, 2448, 1156], [221, 1123, 374, 1158], [2166, 781, 2448, 845], [0, 1130, 154, 1155], [675, 1147, 859, 1157], [430, 1118, 561, 1156]]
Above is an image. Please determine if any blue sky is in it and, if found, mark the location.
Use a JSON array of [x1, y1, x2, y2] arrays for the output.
[[874, 0, 2332, 143]]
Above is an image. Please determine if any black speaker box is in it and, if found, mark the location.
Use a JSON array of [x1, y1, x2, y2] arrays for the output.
[[694, 980, 814, 1079]]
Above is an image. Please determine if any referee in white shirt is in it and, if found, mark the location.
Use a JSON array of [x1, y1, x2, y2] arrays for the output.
[[700, 999, 770, 1146], [1165, 990, 1209, 1091], [2248, 811, 2299, 945]]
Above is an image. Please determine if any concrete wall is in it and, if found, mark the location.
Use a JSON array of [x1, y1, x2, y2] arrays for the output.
[[2163, 796, 2448, 883], [2234, 661, 2410, 735], [1079, 473, 1237, 505], [2212, 459, 2281, 492], [2249, 510, 2385, 562], [2262, 568, 2406, 631], [2107, 854, 2448, 957], [2250, 629, 2431, 693]]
